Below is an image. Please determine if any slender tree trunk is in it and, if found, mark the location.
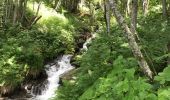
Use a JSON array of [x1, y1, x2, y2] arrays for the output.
[[131, 0, 140, 41], [21, 0, 27, 22], [143, 0, 149, 16], [13, 0, 18, 25], [104, 0, 110, 34], [18, 0, 26, 24], [6, 0, 12, 24], [109, 0, 153, 79], [126, 0, 131, 17], [0, 0, 4, 30], [35, 2, 41, 17], [131, 0, 138, 33], [162, 0, 167, 19], [55, 0, 61, 11]]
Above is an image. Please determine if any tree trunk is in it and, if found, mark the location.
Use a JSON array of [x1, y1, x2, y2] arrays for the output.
[[13, 0, 18, 25], [126, 0, 131, 17], [143, 0, 149, 16], [131, 0, 138, 32], [104, 0, 110, 34], [18, 0, 27, 24], [162, 0, 167, 19], [0, 0, 4, 30], [109, 0, 153, 79], [5, 0, 12, 24], [22, 0, 27, 22], [55, 0, 62, 11], [35, 2, 41, 17]]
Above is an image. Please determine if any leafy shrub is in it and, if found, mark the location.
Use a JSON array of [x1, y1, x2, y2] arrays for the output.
[[0, 13, 78, 92], [158, 87, 170, 100], [155, 65, 170, 84], [37, 16, 76, 54], [55, 31, 138, 100], [154, 65, 170, 100], [56, 33, 113, 100], [137, 13, 170, 72], [0, 39, 26, 87], [79, 56, 157, 100]]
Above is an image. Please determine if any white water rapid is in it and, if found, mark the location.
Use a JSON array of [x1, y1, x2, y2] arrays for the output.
[[19, 32, 97, 100], [82, 33, 96, 51], [32, 55, 74, 100]]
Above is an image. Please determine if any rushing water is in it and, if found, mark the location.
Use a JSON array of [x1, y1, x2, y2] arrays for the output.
[[30, 55, 74, 100], [30, 33, 96, 100], [8, 32, 96, 100], [82, 33, 96, 51]]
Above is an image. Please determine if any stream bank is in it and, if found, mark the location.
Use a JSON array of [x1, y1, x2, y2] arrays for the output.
[[2, 29, 95, 100]]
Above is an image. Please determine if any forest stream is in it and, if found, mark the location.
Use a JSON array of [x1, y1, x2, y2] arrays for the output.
[[7, 32, 96, 100], [2, 0, 170, 100]]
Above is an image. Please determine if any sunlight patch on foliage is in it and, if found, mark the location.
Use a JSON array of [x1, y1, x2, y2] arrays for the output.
[[28, 1, 67, 20]]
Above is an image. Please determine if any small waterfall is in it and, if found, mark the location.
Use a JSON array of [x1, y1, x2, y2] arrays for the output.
[[31, 55, 74, 100], [82, 33, 96, 51], [18, 33, 97, 100]]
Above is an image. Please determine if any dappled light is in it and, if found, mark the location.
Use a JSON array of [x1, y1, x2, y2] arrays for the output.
[[28, 2, 67, 20], [1, 0, 170, 100]]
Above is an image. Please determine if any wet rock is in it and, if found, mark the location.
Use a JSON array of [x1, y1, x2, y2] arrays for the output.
[[60, 68, 76, 80], [0, 85, 16, 97], [59, 68, 80, 85]]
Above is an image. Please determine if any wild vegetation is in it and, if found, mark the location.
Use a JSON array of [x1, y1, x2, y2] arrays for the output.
[[1, 0, 170, 100]]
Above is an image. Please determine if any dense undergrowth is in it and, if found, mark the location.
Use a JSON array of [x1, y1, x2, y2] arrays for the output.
[[1, 0, 170, 99], [55, 12, 170, 100], [0, 8, 83, 94]]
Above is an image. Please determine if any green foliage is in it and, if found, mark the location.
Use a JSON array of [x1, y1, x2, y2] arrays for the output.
[[55, 31, 140, 100], [79, 56, 157, 100], [56, 33, 113, 100], [2, 0, 170, 99], [56, 11, 170, 99], [0, 36, 26, 86], [0, 13, 78, 89], [0, 57, 26, 86], [158, 87, 170, 100], [154, 65, 170, 100], [137, 12, 170, 72], [155, 65, 170, 84]]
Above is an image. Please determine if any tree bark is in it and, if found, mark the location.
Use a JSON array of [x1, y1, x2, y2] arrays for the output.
[[143, 0, 149, 16], [131, 0, 138, 32], [126, 0, 131, 17], [13, 0, 18, 25], [109, 0, 153, 79], [162, 0, 167, 19], [104, 0, 110, 34], [4, 0, 11, 24], [0, 0, 4, 30]]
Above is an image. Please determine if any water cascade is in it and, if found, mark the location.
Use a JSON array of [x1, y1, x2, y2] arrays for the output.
[[32, 55, 74, 100], [12, 32, 97, 100]]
